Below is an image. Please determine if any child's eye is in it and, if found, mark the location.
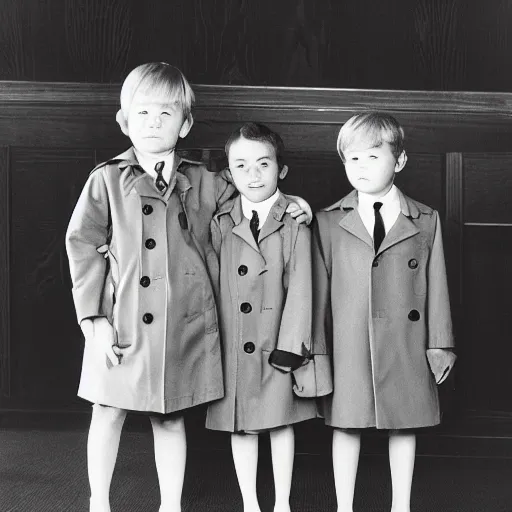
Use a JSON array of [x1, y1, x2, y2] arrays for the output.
[[260, 162, 268, 168], [138, 110, 148, 115], [351, 157, 358, 161], [369, 155, 378, 159], [161, 111, 171, 116]]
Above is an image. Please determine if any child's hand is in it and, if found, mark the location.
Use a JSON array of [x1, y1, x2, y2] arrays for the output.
[[426, 348, 457, 384], [81, 317, 120, 367], [285, 194, 313, 225]]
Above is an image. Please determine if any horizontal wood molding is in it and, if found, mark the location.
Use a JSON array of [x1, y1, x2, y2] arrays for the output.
[[1, 81, 512, 115]]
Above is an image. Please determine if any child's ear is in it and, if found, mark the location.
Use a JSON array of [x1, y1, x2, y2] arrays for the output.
[[116, 109, 129, 136], [179, 114, 194, 139], [279, 165, 289, 180], [395, 151, 407, 174]]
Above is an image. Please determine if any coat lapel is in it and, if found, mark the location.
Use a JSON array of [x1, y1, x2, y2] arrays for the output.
[[230, 197, 262, 255], [377, 189, 421, 255], [258, 194, 287, 243], [328, 191, 373, 249]]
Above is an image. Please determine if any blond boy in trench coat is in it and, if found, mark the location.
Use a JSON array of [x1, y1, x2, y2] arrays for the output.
[[66, 64, 312, 512], [313, 112, 457, 512]]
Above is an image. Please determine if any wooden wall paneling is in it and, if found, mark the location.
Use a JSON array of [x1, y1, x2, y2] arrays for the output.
[[8, 148, 95, 406], [0, 147, 10, 397], [445, 152, 464, 305], [464, 153, 512, 225], [462, 225, 512, 412]]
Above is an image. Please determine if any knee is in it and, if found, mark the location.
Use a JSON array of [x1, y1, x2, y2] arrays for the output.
[[92, 404, 126, 427], [151, 413, 185, 433]]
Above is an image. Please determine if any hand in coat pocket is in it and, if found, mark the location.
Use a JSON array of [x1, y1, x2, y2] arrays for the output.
[[81, 317, 121, 368]]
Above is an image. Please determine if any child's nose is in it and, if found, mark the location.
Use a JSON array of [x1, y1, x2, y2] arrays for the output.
[[149, 115, 162, 128], [249, 166, 261, 180]]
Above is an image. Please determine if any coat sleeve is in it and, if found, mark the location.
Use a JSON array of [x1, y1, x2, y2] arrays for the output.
[[214, 170, 237, 209], [427, 211, 455, 349], [287, 215, 334, 398], [269, 223, 312, 373], [65, 169, 111, 324]]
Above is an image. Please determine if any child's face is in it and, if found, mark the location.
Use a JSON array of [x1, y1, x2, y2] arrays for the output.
[[123, 90, 191, 158], [228, 138, 287, 203], [343, 140, 406, 197]]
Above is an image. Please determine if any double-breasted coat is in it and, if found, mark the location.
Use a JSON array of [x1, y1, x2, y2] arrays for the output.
[[313, 189, 454, 429], [206, 194, 330, 432], [66, 148, 235, 413]]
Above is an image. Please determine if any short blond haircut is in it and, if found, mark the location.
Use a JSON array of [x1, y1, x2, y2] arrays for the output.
[[119, 62, 195, 120], [337, 112, 405, 162]]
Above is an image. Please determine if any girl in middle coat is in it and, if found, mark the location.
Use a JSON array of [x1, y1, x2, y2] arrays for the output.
[[206, 123, 332, 512]]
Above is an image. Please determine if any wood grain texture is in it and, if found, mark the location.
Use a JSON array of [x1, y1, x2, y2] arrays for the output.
[[0, 147, 10, 398]]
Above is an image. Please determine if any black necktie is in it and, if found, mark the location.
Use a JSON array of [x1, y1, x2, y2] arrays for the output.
[[154, 161, 167, 193], [249, 210, 259, 243], [373, 202, 385, 253]]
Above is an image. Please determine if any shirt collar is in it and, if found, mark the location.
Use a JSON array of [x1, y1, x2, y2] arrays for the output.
[[241, 188, 281, 227], [115, 147, 191, 196], [133, 148, 175, 183]]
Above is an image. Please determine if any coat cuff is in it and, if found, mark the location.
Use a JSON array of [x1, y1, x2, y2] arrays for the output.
[[268, 349, 305, 373]]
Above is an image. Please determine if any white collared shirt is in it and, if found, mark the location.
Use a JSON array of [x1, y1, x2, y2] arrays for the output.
[[134, 149, 175, 185], [357, 184, 401, 239], [241, 189, 281, 228]]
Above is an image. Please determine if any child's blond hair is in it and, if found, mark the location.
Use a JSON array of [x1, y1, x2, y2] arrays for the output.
[[119, 62, 195, 120], [337, 112, 405, 162]]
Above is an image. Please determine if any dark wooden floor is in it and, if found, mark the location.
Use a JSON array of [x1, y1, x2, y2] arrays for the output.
[[1, 413, 512, 512]]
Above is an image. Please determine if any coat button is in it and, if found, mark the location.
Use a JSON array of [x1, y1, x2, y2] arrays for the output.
[[142, 204, 153, 215], [408, 259, 418, 269], [244, 342, 255, 354], [240, 302, 252, 314], [142, 313, 154, 324], [238, 265, 248, 276], [408, 309, 420, 321], [145, 238, 156, 250], [372, 259, 379, 267], [140, 276, 151, 287]]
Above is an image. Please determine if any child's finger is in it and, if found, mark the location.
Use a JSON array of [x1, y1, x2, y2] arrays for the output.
[[106, 346, 120, 366], [288, 208, 304, 218]]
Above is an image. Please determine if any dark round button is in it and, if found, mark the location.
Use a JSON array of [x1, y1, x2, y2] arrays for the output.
[[240, 302, 252, 314], [142, 204, 153, 215], [145, 238, 156, 250], [142, 313, 154, 324], [408, 309, 420, 321], [140, 276, 151, 288], [408, 259, 418, 269], [238, 265, 248, 276], [372, 259, 379, 267], [244, 342, 255, 354]]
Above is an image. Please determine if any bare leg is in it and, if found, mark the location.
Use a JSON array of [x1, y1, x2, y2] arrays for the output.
[[270, 426, 294, 512], [88, 404, 127, 512], [389, 430, 416, 512], [150, 414, 187, 512], [231, 433, 261, 512], [332, 429, 361, 512]]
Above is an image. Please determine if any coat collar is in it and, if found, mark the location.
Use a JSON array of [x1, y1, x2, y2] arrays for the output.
[[324, 188, 432, 254], [215, 193, 289, 253], [113, 147, 192, 199]]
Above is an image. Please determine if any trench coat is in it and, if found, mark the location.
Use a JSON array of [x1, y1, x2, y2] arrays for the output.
[[66, 148, 235, 413], [205, 194, 330, 432], [313, 189, 455, 429]]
